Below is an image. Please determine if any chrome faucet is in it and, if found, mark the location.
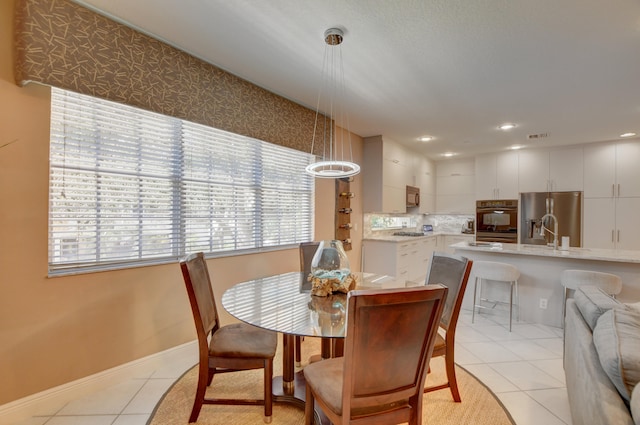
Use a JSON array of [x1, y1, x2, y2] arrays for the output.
[[539, 213, 559, 249]]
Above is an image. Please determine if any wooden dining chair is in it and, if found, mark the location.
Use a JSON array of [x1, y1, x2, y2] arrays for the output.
[[180, 252, 278, 423], [303, 284, 448, 425], [423, 252, 473, 402]]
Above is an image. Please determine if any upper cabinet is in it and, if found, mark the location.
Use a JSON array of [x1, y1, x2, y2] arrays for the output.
[[363, 135, 406, 213], [475, 151, 519, 200], [518, 146, 583, 193], [363, 135, 437, 213], [436, 158, 475, 213], [415, 156, 436, 213], [585, 140, 640, 199]]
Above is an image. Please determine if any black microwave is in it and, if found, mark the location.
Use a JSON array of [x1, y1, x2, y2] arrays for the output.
[[406, 185, 420, 207]]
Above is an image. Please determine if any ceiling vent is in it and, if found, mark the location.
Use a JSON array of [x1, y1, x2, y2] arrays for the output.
[[527, 133, 549, 140]]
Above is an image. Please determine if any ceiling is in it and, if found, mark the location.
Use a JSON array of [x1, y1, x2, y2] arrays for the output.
[[73, 0, 640, 160]]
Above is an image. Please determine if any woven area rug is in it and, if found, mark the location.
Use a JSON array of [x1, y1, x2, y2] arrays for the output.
[[148, 337, 515, 425]]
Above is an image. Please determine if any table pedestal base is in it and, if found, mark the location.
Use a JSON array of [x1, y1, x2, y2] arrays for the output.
[[273, 372, 330, 425]]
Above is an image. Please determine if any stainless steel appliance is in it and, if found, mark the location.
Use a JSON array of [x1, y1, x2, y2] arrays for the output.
[[476, 199, 518, 243], [520, 191, 582, 247], [406, 185, 420, 208]]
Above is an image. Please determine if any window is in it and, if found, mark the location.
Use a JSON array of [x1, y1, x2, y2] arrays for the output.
[[49, 88, 314, 274]]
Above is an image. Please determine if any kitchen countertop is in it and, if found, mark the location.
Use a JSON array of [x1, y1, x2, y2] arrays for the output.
[[452, 241, 640, 264], [363, 232, 475, 242]]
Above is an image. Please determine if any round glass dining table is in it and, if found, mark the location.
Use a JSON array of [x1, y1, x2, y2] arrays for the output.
[[221, 271, 420, 406]]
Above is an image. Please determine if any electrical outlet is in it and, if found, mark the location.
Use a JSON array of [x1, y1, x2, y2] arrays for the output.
[[539, 298, 548, 309]]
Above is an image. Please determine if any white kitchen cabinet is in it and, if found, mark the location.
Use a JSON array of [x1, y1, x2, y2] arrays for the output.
[[518, 149, 549, 193], [583, 197, 640, 250], [549, 146, 583, 191], [585, 140, 640, 198], [616, 198, 640, 250], [518, 147, 583, 193], [615, 141, 640, 198], [435, 158, 475, 213], [583, 198, 615, 249], [417, 237, 438, 281], [584, 143, 616, 198], [363, 135, 411, 213], [475, 151, 519, 200], [415, 156, 436, 213], [583, 139, 640, 250], [362, 236, 438, 282]]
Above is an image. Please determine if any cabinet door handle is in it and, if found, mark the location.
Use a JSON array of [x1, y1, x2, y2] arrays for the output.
[[617, 230, 620, 243], [611, 230, 615, 243], [618, 184, 621, 197]]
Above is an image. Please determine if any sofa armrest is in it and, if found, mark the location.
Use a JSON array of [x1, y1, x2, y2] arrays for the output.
[[564, 299, 634, 425]]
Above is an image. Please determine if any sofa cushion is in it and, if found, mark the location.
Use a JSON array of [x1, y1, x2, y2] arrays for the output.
[[593, 308, 640, 403], [632, 383, 640, 425], [626, 301, 640, 315], [574, 285, 624, 330]]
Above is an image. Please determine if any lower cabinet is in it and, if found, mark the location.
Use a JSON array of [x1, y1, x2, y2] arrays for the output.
[[362, 236, 438, 282]]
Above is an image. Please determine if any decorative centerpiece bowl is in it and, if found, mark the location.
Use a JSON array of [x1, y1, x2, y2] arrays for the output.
[[308, 240, 357, 296]]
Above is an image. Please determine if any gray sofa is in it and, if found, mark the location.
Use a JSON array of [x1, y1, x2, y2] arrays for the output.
[[564, 286, 640, 425]]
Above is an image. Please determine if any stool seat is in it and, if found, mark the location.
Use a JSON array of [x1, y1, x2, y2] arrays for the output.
[[472, 261, 520, 331], [561, 269, 622, 327]]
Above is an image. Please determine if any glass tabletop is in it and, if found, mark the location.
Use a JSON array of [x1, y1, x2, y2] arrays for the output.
[[221, 271, 421, 338]]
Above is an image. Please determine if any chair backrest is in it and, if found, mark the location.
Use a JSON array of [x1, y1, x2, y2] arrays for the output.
[[341, 285, 447, 420], [561, 269, 622, 295], [180, 252, 220, 347], [299, 241, 320, 276], [425, 252, 473, 331]]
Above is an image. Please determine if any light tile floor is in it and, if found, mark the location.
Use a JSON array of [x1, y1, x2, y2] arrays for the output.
[[17, 309, 572, 425]]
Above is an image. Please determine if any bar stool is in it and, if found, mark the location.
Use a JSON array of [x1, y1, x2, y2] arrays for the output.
[[471, 261, 520, 331], [561, 269, 622, 326]]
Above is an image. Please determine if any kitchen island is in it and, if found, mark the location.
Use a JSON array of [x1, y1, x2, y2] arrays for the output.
[[452, 242, 640, 327]]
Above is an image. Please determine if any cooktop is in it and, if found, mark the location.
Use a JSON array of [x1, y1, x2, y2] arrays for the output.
[[392, 231, 426, 237]]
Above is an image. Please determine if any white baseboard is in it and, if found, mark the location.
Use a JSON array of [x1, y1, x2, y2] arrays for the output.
[[0, 340, 197, 424]]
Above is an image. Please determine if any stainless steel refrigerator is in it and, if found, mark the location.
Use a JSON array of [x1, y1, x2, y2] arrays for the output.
[[520, 191, 582, 247]]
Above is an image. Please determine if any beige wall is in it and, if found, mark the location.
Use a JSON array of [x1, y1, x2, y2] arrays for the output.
[[0, 0, 362, 405]]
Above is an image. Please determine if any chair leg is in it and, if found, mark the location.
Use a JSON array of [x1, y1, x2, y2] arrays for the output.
[[515, 280, 520, 322], [207, 367, 214, 386], [189, 361, 209, 423], [304, 382, 315, 425], [562, 287, 567, 328], [263, 359, 273, 423], [472, 277, 479, 324], [510, 282, 514, 331], [445, 340, 461, 402]]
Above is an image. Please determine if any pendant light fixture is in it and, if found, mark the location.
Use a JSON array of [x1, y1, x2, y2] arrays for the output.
[[305, 28, 361, 179]]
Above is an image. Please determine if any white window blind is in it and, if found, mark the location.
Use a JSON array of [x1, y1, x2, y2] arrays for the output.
[[49, 88, 314, 274]]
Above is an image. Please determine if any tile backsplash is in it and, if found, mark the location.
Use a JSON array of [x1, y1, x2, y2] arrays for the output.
[[364, 213, 474, 238]]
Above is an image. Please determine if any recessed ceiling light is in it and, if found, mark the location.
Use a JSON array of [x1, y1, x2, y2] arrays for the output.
[[510, 145, 523, 150], [498, 123, 516, 131], [418, 136, 433, 142], [620, 132, 636, 138], [442, 152, 456, 157]]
